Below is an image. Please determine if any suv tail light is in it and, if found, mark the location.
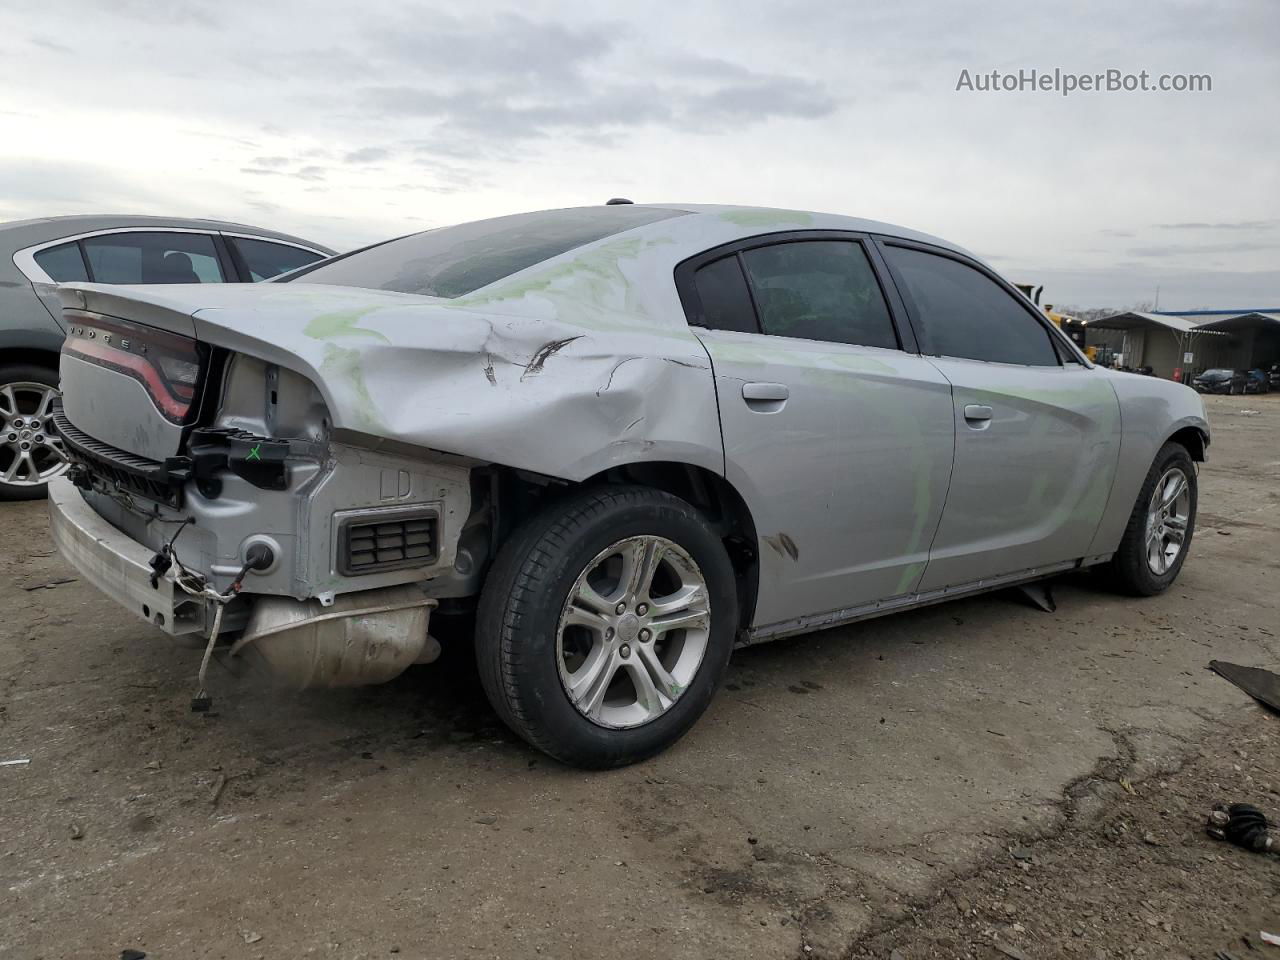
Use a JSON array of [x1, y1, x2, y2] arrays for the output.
[[61, 310, 207, 425]]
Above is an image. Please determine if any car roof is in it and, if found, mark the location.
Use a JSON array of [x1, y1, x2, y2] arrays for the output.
[[0, 214, 334, 255], [649, 203, 978, 259]]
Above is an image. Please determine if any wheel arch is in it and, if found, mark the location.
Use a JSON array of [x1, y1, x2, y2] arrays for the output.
[[0, 347, 62, 376], [488, 459, 760, 635], [1166, 424, 1208, 462]]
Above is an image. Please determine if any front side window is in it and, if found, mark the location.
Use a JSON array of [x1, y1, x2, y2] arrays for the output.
[[33, 241, 89, 282], [232, 237, 324, 281], [81, 232, 225, 284], [286, 206, 689, 298], [740, 240, 898, 349], [883, 245, 1058, 366]]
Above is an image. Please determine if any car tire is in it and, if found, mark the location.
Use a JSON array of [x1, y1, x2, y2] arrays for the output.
[[0, 363, 64, 502], [475, 485, 737, 768], [1104, 441, 1198, 596]]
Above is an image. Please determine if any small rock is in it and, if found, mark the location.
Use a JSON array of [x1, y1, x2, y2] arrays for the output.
[[70, 823, 84, 840], [242, 932, 262, 944], [120, 951, 146, 960], [1010, 846, 1034, 862], [474, 815, 498, 825], [1142, 831, 1160, 845], [1073, 925, 1086, 937], [144, 760, 161, 771], [390, 947, 400, 954], [890, 950, 907, 960]]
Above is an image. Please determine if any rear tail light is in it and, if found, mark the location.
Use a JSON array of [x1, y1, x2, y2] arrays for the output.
[[61, 309, 207, 425]]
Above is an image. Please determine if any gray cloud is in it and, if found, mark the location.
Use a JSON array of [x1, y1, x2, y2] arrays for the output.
[[1155, 220, 1280, 231], [1128, 241, 1280, 258], [344, 147, 390, 164]]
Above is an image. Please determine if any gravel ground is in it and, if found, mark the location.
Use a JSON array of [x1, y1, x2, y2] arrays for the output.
[[1, 391, 1277, 960]]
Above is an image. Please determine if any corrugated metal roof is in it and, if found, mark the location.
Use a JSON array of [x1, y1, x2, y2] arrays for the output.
[[1086, 311, 1203, 333]]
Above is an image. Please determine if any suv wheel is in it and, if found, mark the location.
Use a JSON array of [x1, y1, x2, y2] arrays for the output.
[[0, 364, 66, 501], [476, 486, 737, 768], [1104, 441, 1197, 596]]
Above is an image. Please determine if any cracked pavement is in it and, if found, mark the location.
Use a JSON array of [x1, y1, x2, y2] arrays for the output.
[[1, 392, 1277, 959]]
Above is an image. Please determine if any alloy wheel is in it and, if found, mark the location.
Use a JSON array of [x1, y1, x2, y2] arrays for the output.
[[556, 535, 712, 729], [1145, 466, 1191, 575], [0, 382, 67, 488]]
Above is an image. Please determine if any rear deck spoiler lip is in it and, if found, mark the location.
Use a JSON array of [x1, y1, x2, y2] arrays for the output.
[[57, 283, 200, 338]]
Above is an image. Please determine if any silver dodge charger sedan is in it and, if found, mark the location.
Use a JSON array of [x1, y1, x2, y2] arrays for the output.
[[46, 204, 1208, 767]]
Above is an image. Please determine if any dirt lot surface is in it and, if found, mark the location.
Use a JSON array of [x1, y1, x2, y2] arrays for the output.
[[2, 393, 1278, 960]]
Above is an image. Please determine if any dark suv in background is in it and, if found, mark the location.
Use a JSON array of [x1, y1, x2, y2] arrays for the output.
[[1, 215, 333, 499]]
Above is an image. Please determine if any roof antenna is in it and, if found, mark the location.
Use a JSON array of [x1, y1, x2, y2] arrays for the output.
[[605, 197, 633, 205]]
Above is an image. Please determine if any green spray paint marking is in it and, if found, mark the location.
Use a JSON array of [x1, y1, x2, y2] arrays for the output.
[[304, 307, 392, 344], [718, 209, 814, 228], [246, 444, 262, 462]]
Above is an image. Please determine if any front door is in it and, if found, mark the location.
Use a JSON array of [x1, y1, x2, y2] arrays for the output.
[[878, 241, 1122, 590], [679, 235, 956, 629]]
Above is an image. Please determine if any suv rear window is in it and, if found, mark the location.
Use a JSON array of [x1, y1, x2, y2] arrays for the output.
[[284, 206, 688, 298]]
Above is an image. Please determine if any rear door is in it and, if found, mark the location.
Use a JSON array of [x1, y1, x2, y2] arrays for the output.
[[878, 240, 1122, 590], [678, 232, 955, 629]]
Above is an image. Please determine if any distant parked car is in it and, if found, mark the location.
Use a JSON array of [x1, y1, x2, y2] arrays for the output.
[[1191, 368, 1247, 395], [1, 215, 334, 499], [1244, 369, 1270, 394]]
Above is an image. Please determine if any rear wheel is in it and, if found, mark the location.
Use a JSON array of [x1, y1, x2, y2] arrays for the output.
[[475, 486, 737, 768], [1104, 441, 1197, 595], [0, 364, 66, 501]]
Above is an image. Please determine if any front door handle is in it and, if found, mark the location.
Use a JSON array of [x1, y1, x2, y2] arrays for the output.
[[963, 404, 993, 422], [742, 382, 789, 402]]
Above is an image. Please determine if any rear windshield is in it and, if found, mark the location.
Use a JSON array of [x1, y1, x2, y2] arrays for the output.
[[284, 206, 688, 298], [1203, 369, 1232, 376]]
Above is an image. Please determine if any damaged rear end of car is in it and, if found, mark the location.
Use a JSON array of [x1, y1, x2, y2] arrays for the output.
[[48, 283, 477, 693]]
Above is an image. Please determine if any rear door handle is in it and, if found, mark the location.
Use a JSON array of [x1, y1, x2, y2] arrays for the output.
[[742, 382, 789, 402], [963, 404, 993, 422]]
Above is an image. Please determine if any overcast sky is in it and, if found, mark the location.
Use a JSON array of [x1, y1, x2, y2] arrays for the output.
[[1, 0, 1276, 309]]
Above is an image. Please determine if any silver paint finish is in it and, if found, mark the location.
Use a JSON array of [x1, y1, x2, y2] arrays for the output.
[[697, 328, 954, 626], [59, 353, 186, 461], [1085, 369, 1208, 558], [915, 360, 1122, 591], [49, 206, 1211, 645]]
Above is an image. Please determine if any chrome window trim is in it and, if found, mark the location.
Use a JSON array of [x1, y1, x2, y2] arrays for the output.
[[12, 227, 327, 284], [218, 232, 331, 259]]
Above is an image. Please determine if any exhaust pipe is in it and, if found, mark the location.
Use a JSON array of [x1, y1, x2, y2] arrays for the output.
[[229, 585, 439, 689]]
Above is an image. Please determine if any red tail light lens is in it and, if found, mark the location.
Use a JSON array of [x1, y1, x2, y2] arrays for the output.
[[61, 309, 207, 425]]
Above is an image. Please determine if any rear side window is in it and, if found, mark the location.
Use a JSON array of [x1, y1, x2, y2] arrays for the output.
[[741, 241, 898, 349], [81, 232, 225, 284], [883, 245, 1058, 366], [33, 241, 88, 282], [285, 206, 688, 298], [692, 256, 758, 333], [232, 237, 324, 281]]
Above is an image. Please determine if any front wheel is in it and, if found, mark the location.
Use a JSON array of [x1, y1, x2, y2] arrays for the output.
[[475, 486, 737, 768], [1104, 441, 1197, 595]]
